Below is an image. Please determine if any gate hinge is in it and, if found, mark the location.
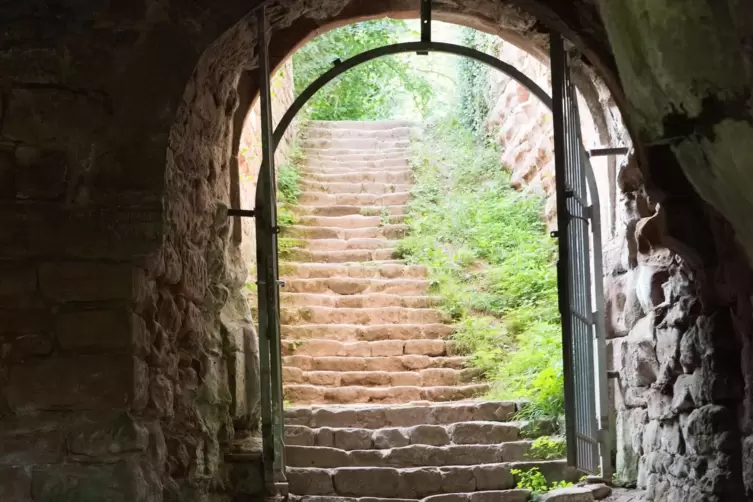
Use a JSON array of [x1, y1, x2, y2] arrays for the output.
[[550, 230, 559, 238]]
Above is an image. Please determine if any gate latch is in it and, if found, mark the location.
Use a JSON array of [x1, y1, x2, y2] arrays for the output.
[[276, 280, 287, 288]]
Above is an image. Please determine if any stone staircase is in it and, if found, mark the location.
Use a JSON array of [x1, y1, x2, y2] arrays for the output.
[[276, 120, 576, 501]]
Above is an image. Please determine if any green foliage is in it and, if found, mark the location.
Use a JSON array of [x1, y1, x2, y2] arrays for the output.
[[527, 436, 567, 460], [277, 140, 304, 230], [457, 27, 496, 134], [511, 468, 573, 498], [293, 19, 433, 120], [397, 116, 563, 419]]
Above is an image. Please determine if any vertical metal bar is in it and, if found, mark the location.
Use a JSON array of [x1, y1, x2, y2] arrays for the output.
[[256, 5, 287, 494], [421, 0, 432, 43], [550, 32, 577, 468]]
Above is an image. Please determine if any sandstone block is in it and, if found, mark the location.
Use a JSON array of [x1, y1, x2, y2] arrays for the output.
[[469, 491, 530, 502], [399, 466, 442, 498], [539, 487, 593, 501], [370, 340, 405, 356], [473, 464, 514, 490], [31, 462, 147, 502], [316, 427, 336, 448], [285, 426, 315, 446], [312, 408, 359, 428], [390, 372, 422, 386], [404, 339, 445, 356], [409, 425, 450, 446], [6, 355, 138, 411], [0, 415, 65, 465], [439, 466, 476, 492], [448, 422, 519, 445], [67, 413, 148, 458], [333, 467, 401, 498], [0, 262, 36, 306], [0, 467, 32, 502], [335, 428, 372, 450], [384, 406, 431, 427], [287, 446, 350, 468], [39, 262, 139, 302], [55, 308, 137, 353], [288, 468, 334, 496], [356, 408, 388, 428], [373, 428, 410, 449]]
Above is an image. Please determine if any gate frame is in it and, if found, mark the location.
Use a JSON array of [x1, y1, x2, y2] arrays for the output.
[[247, 3, 613, 495]]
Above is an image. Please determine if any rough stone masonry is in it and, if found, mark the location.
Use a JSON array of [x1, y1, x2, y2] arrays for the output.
[[1, 0, 752, 501]]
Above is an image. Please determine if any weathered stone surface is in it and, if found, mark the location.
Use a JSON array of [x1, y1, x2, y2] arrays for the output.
[[409, 425, 450, 446], [373, 427, 410, 449], [623, 314, 659, 388], [333, 467, 401, 498], [67, 413, 149, 458], [582, 484, 612, 500], [5, 355, 139, 411], [56, 308, 138, 353], [539, 487, 593, 501], [39, 262, 141, 302], [473, 464, 514, 490], [0, 467, 33, 502], [288, 468, 334, 496], [448, 422, 519, 444], [615, 409, 647, 485], [31, 461, 153, 502], [0, 415, 65, 465], [335, 428, 373, 450]]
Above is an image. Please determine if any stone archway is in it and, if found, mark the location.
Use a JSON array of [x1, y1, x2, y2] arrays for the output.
[[1, 1, 751, 501]]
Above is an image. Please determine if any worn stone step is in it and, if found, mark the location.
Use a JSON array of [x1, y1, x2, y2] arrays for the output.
[[303, 159, 411, 170], [298, 191, 411, 206], [303, 170, 414, 184], [280, 306, 448, 325], [293, 205, 407, 218], [284, 277, 430, 295], [286, 464, 516, 498], [284, 420, 554, 449], [289, 492, 532, 502], [286, 442, 538, 468], [303, 149, 410, 161], [285, 225, 409, 241], [280, 293, 439, 309], [296, 214, 405, 229], [284, 368, 482, 388], [284, 383, 489, 405], [281, 323, 454, 342], [283, 355, 468, 372], [299, 238, 397, 252], [300, 180, 413, 195], [303, 138, 412, 150], [285, 248, 399, 263], [304, 125, 414, 139], [281, 338, 451, 357], [285, 402, 521, 429], [307, 120, 417, 130], [281, 263, 426, 279]]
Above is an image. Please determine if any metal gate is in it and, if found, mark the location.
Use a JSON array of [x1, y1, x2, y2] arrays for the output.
[[550, 33, 611, 476], [234, 4, 614, 495]]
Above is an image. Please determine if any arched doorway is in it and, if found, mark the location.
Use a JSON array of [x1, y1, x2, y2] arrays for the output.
[[241, 3, 619, 495]]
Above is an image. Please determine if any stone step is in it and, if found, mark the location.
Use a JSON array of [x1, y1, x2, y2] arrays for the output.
[[300, 238, 397, 252], [289, 491, 531, 502], [287, 462, 577, 499], [285, 248, 399, 263], [304, 125, 414, 139], [296, 214, 405, 229], [280, 293, 439, 309], [286, 442, 539, 469], [285, 421, 555, 449], [307, 120, 417, 130], [298, 191, 411, 206], [280, 306, 448, 325], [300, 180, 413, 194], [285, 402, 520, 429], [283, 355, 468, 372], [285, 224, 409, 241], [303, 159, 410, 170], [293, 205, 407, 217], [286, 464, 517, 498], [281, 263, 426, 279], [281, 323, 454, 342], [302, 170, 414, 184], [302, 149, 410, 161], [281, 338, 451, 357], [284, 277, 430, 295], [302, 138, 412, 150], [284, 368, 482, 388], [283, 383, 489, 405]]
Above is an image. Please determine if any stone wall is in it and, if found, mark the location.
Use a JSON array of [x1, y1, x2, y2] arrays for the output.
[[1, 1, 751, 501], [486, 40, 625, 235], [605, 153, 747, 500]]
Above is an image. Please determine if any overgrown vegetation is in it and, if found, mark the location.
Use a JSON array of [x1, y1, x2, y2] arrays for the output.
[[511, 468, 573, 499], [277, 141, 306, 258], [293, 19, 433, 120], [527, 436, 567, 460], [396, 116, 563, 420], [456, 27, 496, 135]]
